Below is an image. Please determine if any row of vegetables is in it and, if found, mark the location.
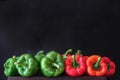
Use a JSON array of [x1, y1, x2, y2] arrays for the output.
[[4, 49, 116, 77]]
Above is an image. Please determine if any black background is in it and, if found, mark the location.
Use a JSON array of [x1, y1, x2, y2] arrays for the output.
[[0, 0, 120, 80]]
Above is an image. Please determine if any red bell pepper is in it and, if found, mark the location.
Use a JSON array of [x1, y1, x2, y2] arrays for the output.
[[65, 53, 86, 76], [75, 50, 88, 64], [101, 57, 116, 76], [86, 55, 107, 76]]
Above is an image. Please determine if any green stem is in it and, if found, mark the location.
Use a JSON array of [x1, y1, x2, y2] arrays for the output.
[[77, 50, 82, 54], [94, 57, 101, 70], [37, 50, 44, 55], [63, 49, 72, 59], [72, 55, 77, 68], [76, 50, 83, 56], [12, 55, 16, 59], [52, 63, 60, 68]]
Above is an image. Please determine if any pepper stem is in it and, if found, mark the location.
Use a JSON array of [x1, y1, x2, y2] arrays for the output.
[[77, 50, 82, 54], [72, 55, 78, 68], [63, 49, 72, 59], [12, 55, 16, 59], [37, 50, 44, 55], [52, 63, 60, 68], [76, 50, 83, 56], [94, 57, 101, 70]]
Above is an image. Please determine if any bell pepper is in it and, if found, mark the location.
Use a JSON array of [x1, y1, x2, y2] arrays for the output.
[[15, 54, 39, 77], [35, 50, 45, 62], [65, 53, 86, 76], [4, 56, 18, 77], [101, 57, 116, 76], [75, 50, 88, 64], [86, 55, 107, 76], [62, 49, 72, 59], [40, 51, 64, 77]]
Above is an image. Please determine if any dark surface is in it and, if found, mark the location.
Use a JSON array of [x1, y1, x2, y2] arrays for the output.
[[8, 76, 106, 80], [0, 0, 120, 80]]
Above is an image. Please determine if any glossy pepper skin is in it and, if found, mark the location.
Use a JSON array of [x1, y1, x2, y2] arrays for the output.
[[101, 57, 116, 76], [65, 53, 86, 76], [16, 54, 39, 77], [4, 56, 18, 77], [41, 51, 64, 77], [35, 50, 45, 62], [86, 55, 107, 76], [75, 50, 88, 64]]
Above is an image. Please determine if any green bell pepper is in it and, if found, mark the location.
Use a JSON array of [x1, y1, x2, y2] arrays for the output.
[[16, 54, 39, 77], [41, 51, 64, 77], [35, 50, 45, 62], [4, 56, 18, 77]]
